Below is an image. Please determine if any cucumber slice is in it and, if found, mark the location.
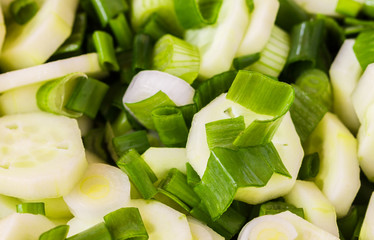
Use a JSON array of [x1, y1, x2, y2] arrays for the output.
[[329, 39, 361, 133], [284, 180, 339, 236], [0, 195, 20, 219], [305, 112, 360, 218], [128, 199, 193, 240], [187, 217, 224, 240], [186, 94, 303, 204], [0, 213, 55, 240], [63, 163, 131, 220], [141, 147, 187, 180], [292, 0, 340, 16], [0, 112, 87, 200], [359, 192, 374, 239], [185, 0, 249, 79], [0, 0, 78, 71], [236, 0, 279, 56], [0, 53, 106, 93]]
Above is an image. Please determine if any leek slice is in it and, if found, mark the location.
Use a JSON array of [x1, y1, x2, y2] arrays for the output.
[[63, 163, 131, 220], [305, 112, 360, 218], [0, 112, 87, 200], [185, 0, 249, 79], [0, 0, 79, 71], [236, 0, 279, 56], [0, 53, 107, 93]]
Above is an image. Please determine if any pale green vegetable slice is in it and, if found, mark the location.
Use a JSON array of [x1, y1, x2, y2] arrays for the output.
[[187, 217, 224, 240], [292, 0, 340, 16], [305, 112, 360, 218], [329, 39, 361, 132], [66, 217, 102, 238], [128, 199, 193, 240], [0, 112, 87, 200], [236, 0, 279, 56], [0, 0, 79, 71], [0, 195, 21, 219], [185, 0, 249, 79], [284, 180, 339, 236], [21, 197, 73, 219], [359, 192, 374, 240], [0, 53, 106, 93], [0, 213, 55, 240], [63, 163, 131, 220]]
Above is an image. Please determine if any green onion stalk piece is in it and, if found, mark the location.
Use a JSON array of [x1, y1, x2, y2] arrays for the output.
[[112, 130, 151, 158], [10, 0, 39, 25], [233, 53, 261, 71], [353, 29, 374, 71], [132, 33, 153, 73], [93, 30, 120, 71], [39, 225, 69, 240], [90, 0, 128, 27], [109, 13, 133, 51], [16, 202, 45, 215], [152, 34, 200, 84], [259, 201, 304, 218], [275, 0, 309, 32], [139, 13, 171, 40]]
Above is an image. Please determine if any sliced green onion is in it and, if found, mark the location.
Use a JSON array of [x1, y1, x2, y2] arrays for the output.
[[132, 33, 153, 73], [51, 12, 87, 60], [174, 0, 223, 29], [93, 31, 120, 71], [338, 205, 363, 240], [109, 13, 133, 51], [316, 15, 345, 57], [178, 104, 197, 128], [159, 168, 201, 208], [39, 225, 70, 240], [363, 0, 374, 17], [111, 111, 133, 136], [139, 13, 170, 40], [104, 207, 148, 240], [289, 85, 328, 143], [151, 106, 188, 147], [336, 0, 363, 17], [186, 163, 201, 187], [65, 77, 109, 119], [193, 71, 237, 111], [10, 0, 39, 25], [37, 72, 86, 118], [90, 0, 128, 27], [259, 201, 304, 218], [205, 116, 245, 150], [295, 68, 333, 110], [83, 127, 108, 161], [16, 202, 45, 215], [233, 53, 261, 70], [112, 130, 150, 157], [152, 34, 200, 84], [297, 152, 320, 180], [276, 0, 309, 32], [117, 149, 158, 199], [353, 29, 374, 71], [66, 222, 112, 240]]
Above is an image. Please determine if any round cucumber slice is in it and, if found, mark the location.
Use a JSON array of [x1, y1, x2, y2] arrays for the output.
[[0, 112, 87, 200], [63, 163, 131, 220]]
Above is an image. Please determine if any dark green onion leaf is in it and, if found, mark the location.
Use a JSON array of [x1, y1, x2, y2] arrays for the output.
[[151, 106, 188, 147], [259, 201, 304, 218], [109, 13, 133, 51], [125, 91, 176, 130], [297, 152, 320, 180], [338, 205, 366, 240], [51, 12, 87, 60], [289, 85, 328, 143], [233, 53, 261, 70], [39, 225, 69, 240], [66, 222, 112, 240], [193, 71, 237, 111], [16, 202, 45, 215], [156, 188, 192, 212], [104, 207, 148, 240], [132, 33, 153, 73], [93, 31, 120, 71], [65, 77, 109, 119], [336, 0, 363, 17], [186, 163, 201, 187], [10, 0, 39, 25], [174, 0, 223, 29], [353, 29, 374, 70], [90, 0, 128, 27], [178, 104, 197, 128], [112, 130, 150, 157], [117, 149, 158, 199], [205, 116, 245, 150], [111, 111, 133, 137], [159, 168, 201, 208], [276, 0, 309, 32], [140, 13, 171, 40], [316, 15, 345, 57]]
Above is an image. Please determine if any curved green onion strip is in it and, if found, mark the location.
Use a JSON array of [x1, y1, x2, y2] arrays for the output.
[[174, 0, 223, 29], [151, 106, 188, 147], [93, 31, 120, 71], [353, 29, 374, 71], [16, 202, 45, 215], [259, 201, 304, 218], [10, 0, 39, 25], [233, 53, 261, 70], [109, 13, 133, 51], [297, 152, 320, 180], [276, 0, 309, 32], [90, 0, 128, 27], [39, 225, 69, 240], [66, 222, 112, 240], [152, 34, 200, 84], [37, 72, 86, 118], [132, 33, 153, 73], [104, 207, 148, 240]]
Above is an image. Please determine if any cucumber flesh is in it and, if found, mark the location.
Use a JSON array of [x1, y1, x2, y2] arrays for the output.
[[0, 112, 87, 200]]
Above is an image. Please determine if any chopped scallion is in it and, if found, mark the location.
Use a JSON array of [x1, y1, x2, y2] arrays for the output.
[[93, 31, 120, 71], [16, 202, 45, 215], [10, 0, 39, 25]]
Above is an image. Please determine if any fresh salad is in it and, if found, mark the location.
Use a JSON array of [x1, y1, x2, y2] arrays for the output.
[[0, 0, 373, 239]]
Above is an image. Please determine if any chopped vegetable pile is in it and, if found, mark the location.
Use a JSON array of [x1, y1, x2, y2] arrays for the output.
[[1, 0, 374, 239]]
